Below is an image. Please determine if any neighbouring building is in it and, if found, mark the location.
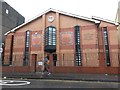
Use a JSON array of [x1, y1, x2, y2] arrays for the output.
[[3, 9, 119, 74], [0, 0, 25, 43], [116, 1, 120, 66], [0, 0, 25, 64]]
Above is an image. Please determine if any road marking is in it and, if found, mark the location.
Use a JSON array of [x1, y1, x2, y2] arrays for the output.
[[37, 79, 120, 84], [0, 80, 31, 86]]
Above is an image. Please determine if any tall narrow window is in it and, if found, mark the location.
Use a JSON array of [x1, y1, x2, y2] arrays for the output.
[[9, 35, 14, 65], [74, 26, 82, 66], [24, 31, 30, 66], [103, 27, 110, 66], [44, 26, 56, 53]]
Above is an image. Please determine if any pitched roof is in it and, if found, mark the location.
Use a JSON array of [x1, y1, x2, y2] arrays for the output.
[[5, 8, 101, 36], [92, 16, 119, 25]]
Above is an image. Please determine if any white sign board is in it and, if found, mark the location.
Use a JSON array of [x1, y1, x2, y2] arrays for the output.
[[37, 61, 43, 65], [0, 48, 3, 53]]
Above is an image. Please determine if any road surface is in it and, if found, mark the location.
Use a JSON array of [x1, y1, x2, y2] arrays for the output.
[[1, 79, 119, 89]]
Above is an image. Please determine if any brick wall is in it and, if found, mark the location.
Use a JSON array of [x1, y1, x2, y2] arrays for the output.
[[2, 66, 31, 73], [108, 27, 119, 67], [4, 34, 12, 65], [52, 66, 119, 74], [1, 66, 119, 74], [81, 25, 99, 67]]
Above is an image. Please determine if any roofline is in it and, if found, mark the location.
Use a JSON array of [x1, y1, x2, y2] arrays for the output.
[[5, 8, 100, 36], [50, 8, 100, 23], [92, 16, 119, 26], [4, 31, 11, 36]]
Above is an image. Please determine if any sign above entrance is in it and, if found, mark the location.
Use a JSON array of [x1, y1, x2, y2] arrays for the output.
[[48, 16, 54, 22]]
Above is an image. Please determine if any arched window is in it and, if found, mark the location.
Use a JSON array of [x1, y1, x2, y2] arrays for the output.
[[44, 26, 56, 45], [44, 26, 56, 53]]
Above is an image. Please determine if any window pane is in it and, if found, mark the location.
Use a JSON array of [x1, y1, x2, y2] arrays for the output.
[[53, 28, 56, 31], [49, 27, 52, 30]]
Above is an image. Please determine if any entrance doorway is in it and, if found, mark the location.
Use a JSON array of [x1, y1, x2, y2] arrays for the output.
[[53, 54, 57, 66], [31, 54, 37, 72], [46, 53, 57, 73]]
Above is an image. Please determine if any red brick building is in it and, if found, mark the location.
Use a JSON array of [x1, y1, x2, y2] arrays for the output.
[[3, 9, 119, 74]]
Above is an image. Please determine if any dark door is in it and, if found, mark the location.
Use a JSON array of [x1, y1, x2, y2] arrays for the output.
[[53, 54, 57, 66], [32, 54, 37, 72]]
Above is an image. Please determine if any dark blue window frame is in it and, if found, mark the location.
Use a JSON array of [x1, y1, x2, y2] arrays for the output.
[[24, 30, 30, 66], [103, 27, 110, 66], [74, 26, 82, 66], [44, 26, 56, 53], [44, 26, 56, 46]]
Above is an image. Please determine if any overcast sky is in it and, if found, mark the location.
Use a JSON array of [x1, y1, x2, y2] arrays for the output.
[[4, 0, 120, 22]]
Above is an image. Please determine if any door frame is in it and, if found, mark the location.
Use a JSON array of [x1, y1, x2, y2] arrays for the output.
[[31, 54, 37, 72]]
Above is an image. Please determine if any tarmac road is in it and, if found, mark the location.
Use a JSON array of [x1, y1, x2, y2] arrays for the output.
[[1, 79, 120, 88]]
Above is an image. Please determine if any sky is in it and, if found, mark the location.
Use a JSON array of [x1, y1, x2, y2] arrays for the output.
[[4, 0, 120, 22]]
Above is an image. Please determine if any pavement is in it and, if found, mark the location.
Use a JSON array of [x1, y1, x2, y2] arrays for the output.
[[2, 72, 120, 82]]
